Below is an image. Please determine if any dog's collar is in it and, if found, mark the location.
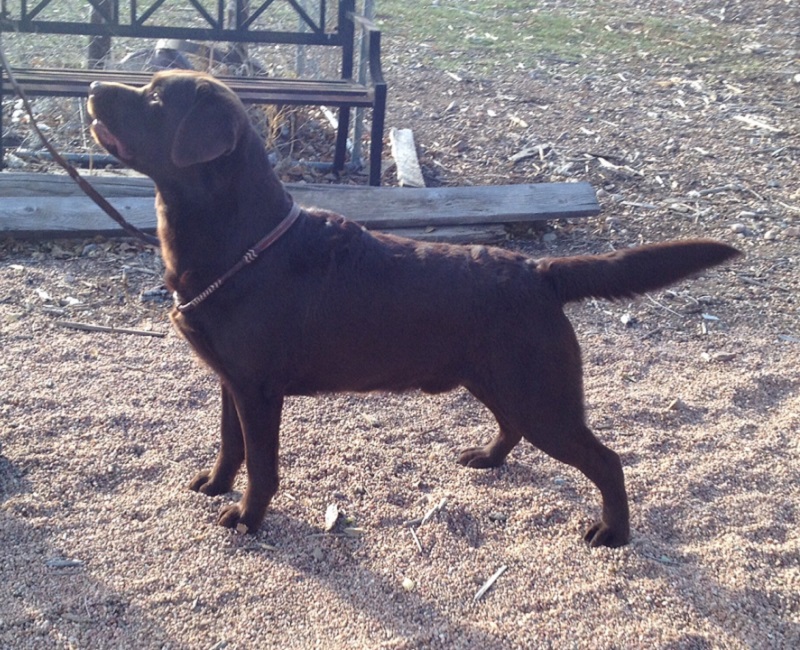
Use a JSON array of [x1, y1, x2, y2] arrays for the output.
[[174, 202, 302, 314]]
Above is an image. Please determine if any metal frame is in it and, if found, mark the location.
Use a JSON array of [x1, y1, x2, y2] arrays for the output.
[[0, 0, 387, 184], [3, 1, 335, 43]]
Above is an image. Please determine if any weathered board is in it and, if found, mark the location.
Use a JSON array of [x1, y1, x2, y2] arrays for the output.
[[0, 173, 156, 198], [0, 172, 600, 239]]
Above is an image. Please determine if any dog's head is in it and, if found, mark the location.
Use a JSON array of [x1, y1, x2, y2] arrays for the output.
[[87, 70, 250, 181]]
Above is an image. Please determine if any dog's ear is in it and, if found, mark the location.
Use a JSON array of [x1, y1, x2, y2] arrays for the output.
[[170, 81, 245, 167]]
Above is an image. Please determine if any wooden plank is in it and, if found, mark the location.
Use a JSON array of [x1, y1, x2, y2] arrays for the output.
[[0, 173, 156, 198], [0, 173, 599, 238], [387, 225, 506, 244]]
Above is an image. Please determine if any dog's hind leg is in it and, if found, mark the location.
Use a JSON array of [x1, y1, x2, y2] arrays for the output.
[[461, 317, 631, 547], [466, 382, 630, 547], [527, 418, 630, 548], [518, 333, 630, 547], [188, 383, 245, 496]]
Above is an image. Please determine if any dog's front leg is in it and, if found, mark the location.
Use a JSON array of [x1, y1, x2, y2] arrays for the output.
[[215, 388, 283, 533], [188, 383, 244, 496]]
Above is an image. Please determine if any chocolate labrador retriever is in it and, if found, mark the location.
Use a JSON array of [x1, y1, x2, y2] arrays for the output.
[[87, 71, 739, 547]]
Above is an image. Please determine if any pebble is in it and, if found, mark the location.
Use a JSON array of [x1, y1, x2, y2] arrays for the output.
[[542, 232, 557, 243], [730, 223, 752, 236], [764, 230, 778, 241], [141, 286, 169, 301], [743, 43, 766, 54]]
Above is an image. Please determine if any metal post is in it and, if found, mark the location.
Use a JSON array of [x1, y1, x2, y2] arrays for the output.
[[295, 0, 309, 77], [88, 0, 114, 69], [351, 0, 375, 170]]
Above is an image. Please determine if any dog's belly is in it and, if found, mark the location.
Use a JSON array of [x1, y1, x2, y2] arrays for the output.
[[285, 357, 465, 396], [286, 376, 461, 396]]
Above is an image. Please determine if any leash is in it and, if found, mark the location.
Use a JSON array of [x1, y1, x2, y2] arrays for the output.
[[174, 202, 303, 313], [0, 45, 160, 247]]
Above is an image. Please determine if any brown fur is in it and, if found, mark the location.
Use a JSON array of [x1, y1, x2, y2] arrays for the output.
[[87, 71, 740, 547]]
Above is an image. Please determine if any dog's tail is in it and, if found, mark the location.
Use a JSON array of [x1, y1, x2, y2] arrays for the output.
[[538, 239, 741, 304]]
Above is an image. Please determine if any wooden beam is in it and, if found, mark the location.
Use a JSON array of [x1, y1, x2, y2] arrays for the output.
[[0, 173, 156, 198], [386, 225, 506, 244], [0, 173, 600, 239]]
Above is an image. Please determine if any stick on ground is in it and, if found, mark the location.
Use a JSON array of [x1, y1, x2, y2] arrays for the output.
[[55, 320, 166, 338]]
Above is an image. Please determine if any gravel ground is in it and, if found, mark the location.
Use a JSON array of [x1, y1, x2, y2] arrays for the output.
[[1, 227, 797, 649], [1, 0, 799, 647]]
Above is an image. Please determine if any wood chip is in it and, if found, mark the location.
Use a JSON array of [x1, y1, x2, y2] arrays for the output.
[[419, 497, 448, 527], [474, 565, 508, 602], [61, 613, 94, 624], [510, 144, 550, 164], [666, 398, 683, 412], [409, 527, 424, 553], [342, 527, 365, 537], [732, 115, 782, 132], [361, 412, 382, 428], [324, 503, 340, 532], [46, 557, 84, 568], [389, 128, 425, 188]]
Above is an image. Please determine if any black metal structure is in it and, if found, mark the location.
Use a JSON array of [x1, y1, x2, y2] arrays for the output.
[[0, 0, 387, 184]]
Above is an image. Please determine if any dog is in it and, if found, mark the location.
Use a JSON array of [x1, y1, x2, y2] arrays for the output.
[[87, 70, 740, 547]]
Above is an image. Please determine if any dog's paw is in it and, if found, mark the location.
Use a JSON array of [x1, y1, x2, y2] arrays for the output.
[[215, 504, 255, 533], [458, 446, 506, 469], [584, 522, 630, 548], [188, 469, 233, 496]]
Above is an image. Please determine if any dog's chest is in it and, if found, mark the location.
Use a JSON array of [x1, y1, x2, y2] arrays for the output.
[[170, 310, 230, 378]]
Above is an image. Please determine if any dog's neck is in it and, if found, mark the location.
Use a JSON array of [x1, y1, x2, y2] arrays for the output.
[[155, 130, 294, 303]]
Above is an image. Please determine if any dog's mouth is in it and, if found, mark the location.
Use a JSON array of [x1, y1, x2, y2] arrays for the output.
[[90, 119, 135, 163]]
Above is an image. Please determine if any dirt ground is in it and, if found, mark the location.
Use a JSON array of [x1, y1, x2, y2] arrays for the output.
[[1, 0, 799, 648]]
